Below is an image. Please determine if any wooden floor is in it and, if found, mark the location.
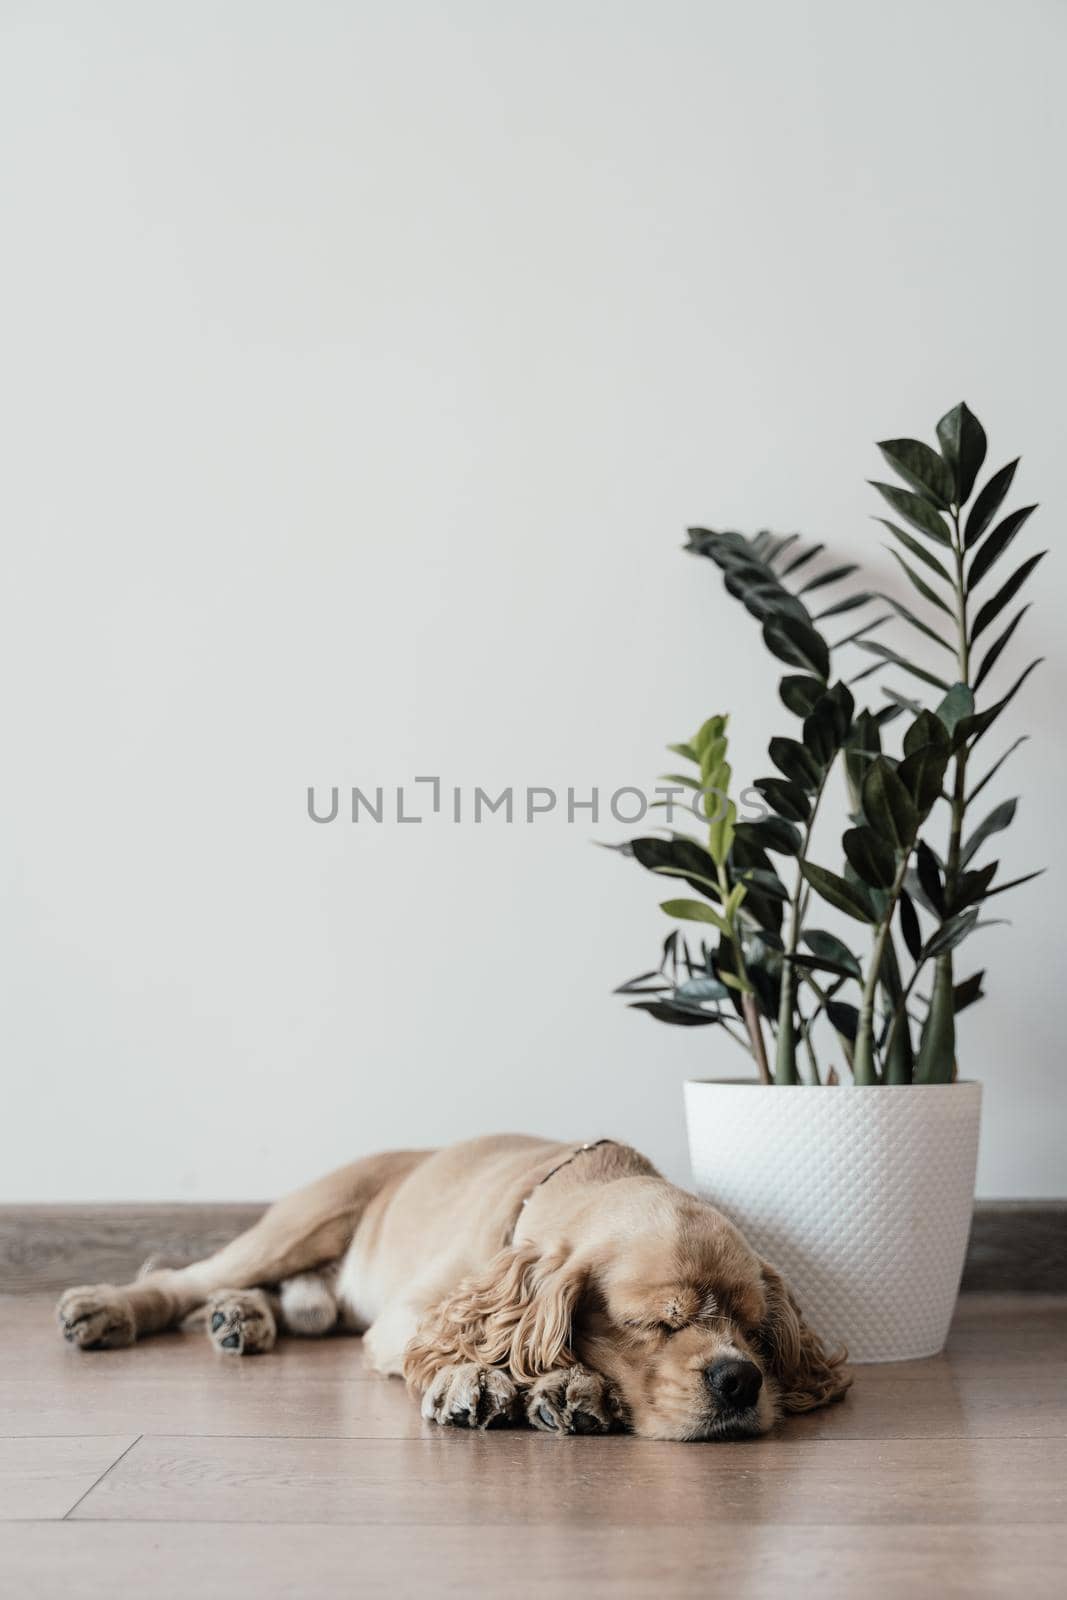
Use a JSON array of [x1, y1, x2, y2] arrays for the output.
[[2, 1295, 1065, 1598]]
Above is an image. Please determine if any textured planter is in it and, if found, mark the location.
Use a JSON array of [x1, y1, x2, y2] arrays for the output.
[[684, 1079, 982, 1363]]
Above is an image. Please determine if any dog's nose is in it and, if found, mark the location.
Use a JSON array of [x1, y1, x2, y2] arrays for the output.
[[705, 1357, 763, 1411]]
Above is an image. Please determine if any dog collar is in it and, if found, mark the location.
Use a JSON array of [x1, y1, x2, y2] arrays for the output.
[[511, 1139, 615, 1243]]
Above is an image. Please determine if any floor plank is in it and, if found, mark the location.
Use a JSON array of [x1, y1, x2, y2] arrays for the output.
[[0, 1435, 138, 1520], [67, 1432, 1067, 1525], [3, 1519, 1065, 1600]]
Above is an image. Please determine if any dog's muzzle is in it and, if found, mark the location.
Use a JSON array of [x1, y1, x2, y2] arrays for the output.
[[704, 1357, 763, 1413]]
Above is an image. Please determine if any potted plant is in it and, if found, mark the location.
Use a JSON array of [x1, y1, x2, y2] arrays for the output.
[[611, 405, 1043, 1361]]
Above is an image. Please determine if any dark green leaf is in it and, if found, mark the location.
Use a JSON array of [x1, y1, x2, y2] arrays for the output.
[[826, 1001, 860, 1041], [960, 798, 1017, 867], [936, 402, 987, 503], [885, 549, 955, 617], [802, 699, 840, 768], [870, 482, 952, 545], [877, 438, 954, 508], [916, 840, 945, 916], [904, 710, 951, 756], [762, 614, 830, 681], [983, 869, 1044, 899], [923, 907, 980, 959], [844, 709, 882, 816], [629, 1000, 719, 1026], [862, 755, 919, 849], [965, 459, 1019, 548], [946, 861, 999, 914], [967, 505, 1037, 590], [953, 660, 1042, 746], [834, 612, 892, 649], [631, 837, 721, 900], [953, 971, 985, 1012], [769, 736, 823, 791], [966, 736, 1029, 804], [752, 776, 810, 824], [801, 929, 863, 980], [851, 657, 888, 685], [815, 592, 875, 619], [675, 975, 730, 1002], [881, 590, 955, 650], [854, 639, 951, 691], [974, 605, 1030, 693], [790, 952, 858, 981], [935, 683, 975, 736], [799, 861, 877, 923], [779, 674, 824, 718], [897, 747, 949, 820], [971, 552, 1046, 640], [735, 867, 789, 901], [824, 680, 855, 742], [614, 971, 671, 995], [844, 824, 897, 889], [798, 563, 859, 594], [734, 816, 803, 857], [778, 542, 825, 576], [875, 519, 952, 581], [899, 888, 922, 962], [767, 533, 802, 568], [729, 833, 785, 935]]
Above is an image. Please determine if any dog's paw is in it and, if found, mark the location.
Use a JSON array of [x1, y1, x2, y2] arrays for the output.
[[421, 1363, 519, 1430], [57, 1285, 137, 1350], [526, 1365, 624, 1435], [205, 1289, 277, 1356]]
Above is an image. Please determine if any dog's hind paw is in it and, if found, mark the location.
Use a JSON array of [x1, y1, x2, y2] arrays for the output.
[[527, 1365, 624, 1435], [421, 1363, 519, 1430], [57, 1286, 137, 1350], [205, 1289, 277, 1356]]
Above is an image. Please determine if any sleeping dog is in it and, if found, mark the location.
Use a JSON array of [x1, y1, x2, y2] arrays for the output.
[[56, 1134, 850, 1440]]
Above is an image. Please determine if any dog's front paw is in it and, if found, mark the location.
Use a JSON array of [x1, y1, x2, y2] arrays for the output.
[[527, 1365, 624, 1435], [205, 1289, 277, 1355], [421, 1363, 519, 1430], [57, 1286, 136, 1349]]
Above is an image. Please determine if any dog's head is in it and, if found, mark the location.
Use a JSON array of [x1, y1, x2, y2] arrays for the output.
[[405, 1176, 850, 1440], [566, 1183, 851, 1438]]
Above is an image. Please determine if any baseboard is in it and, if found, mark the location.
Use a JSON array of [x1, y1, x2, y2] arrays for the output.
[[0, 1200, 1063, 1296], [959, 1201, 1067, 1294], [0, 1203, 264, 1295]]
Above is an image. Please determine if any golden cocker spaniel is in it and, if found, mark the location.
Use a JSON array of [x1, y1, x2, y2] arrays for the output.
[[57, 1134, 850, 1439]]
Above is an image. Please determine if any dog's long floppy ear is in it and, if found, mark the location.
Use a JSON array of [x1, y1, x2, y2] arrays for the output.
[[755, 1259, 852, 1413], [402, 1241, 586, 1392]]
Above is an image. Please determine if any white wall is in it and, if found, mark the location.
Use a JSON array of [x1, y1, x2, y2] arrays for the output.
[[2, 0, 1065, 1201]]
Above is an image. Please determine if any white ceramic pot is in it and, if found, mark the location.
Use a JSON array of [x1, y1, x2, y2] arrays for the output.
[[684, 1079, 982, 1363]]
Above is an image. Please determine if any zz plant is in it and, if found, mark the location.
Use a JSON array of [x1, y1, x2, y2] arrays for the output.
[[614, 404, 1043, 1085]]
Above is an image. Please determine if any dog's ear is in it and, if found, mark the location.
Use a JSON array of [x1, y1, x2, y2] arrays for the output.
[[403, 1241, 586, 1392], [755, 1259, 852, 1413]]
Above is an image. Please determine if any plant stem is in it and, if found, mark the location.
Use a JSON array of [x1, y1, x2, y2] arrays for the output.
[[853, 852, 912, 1085], [918, 503, 970, 1083], [946, 503, 971, 899], [775, 761, 835, 1085], [716, 862, 771, 1084], [743, 994, 772, 1084]]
